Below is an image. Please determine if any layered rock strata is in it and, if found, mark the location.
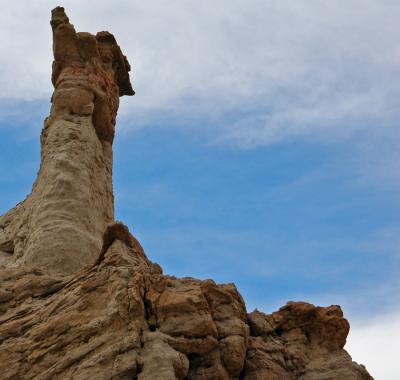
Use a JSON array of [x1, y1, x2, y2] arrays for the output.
[[0, 8, 373, 380]]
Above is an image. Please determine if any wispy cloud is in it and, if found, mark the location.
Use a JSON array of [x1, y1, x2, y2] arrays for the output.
[[1, 1, 400, 145]]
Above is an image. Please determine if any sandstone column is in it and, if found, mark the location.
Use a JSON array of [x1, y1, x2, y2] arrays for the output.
[[0, 7, 134, 274]]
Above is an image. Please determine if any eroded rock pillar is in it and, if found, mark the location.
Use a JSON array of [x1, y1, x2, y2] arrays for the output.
[[0, 7, 134, 274]]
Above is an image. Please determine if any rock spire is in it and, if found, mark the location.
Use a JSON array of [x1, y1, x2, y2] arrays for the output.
[[0, 7, 133, 274]]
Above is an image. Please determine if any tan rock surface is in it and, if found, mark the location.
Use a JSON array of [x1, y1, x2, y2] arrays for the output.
[[0, 7, 373, 380], [244, 303, 373, 379], [0, 230, 373, 380]]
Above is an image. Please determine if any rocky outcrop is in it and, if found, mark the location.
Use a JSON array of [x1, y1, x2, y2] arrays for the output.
[[0, 230, 373, 379], [245, 304, 372, 379], [0, 7, 373, 380]]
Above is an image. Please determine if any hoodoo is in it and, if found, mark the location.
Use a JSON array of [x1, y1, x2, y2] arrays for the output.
[[0, 8, 373, 380], [0, 7, 133, 274]]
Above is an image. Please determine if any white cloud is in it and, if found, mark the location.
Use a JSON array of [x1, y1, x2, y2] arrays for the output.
[[0, 0, 400, 145], [346, 310, 400, 380]]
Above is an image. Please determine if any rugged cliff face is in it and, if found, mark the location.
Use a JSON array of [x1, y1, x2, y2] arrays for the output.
[[0, 8, 373, 380]]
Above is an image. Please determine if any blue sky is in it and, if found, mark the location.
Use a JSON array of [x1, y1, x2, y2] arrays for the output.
[[113, 125, 399, 313], [1, 1, 399, 377], [2, 102, 399, 316]]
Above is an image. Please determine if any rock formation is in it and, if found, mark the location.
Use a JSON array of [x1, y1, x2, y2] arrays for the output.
[[0, 7, 373, 380], [0, 7, 133, 275]]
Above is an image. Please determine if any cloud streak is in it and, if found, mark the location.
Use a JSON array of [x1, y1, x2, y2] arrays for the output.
[[0, 1, 400, 145]]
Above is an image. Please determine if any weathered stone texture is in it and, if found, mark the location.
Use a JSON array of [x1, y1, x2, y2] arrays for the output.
[[0, 230, 373, 379], [244, 303, 372, 379], [0, 7, 133, 275]]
